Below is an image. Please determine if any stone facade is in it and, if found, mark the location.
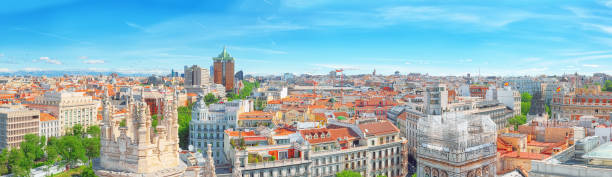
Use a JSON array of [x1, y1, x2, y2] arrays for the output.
[[189, 98, 247, 165], [39, 113, 61, 138], [417, 113, 497, 177], [551, 86, 612, 120], [30, 91, 99, 134], [0, 104, 40, 149], [95, 89, 185, 177]]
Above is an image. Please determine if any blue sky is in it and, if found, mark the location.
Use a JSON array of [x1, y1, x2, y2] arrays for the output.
[[1, 0, 611, 76]]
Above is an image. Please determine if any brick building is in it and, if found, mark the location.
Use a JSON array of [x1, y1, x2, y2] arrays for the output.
[[213, 47, 235, 91]]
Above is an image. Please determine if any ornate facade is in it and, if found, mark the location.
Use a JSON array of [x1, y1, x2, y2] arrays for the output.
[[551, 85, 612, 120], [95, 89, 186, 177], [417, 113, 497, 177]]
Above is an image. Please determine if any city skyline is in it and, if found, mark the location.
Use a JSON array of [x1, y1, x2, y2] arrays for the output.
[[1, 0, 612, 76]]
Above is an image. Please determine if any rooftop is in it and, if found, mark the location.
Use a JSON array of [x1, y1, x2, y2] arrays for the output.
[[40, 113, 57, 121], [358, 121, 399, 136], [583, 142, 612, 160]]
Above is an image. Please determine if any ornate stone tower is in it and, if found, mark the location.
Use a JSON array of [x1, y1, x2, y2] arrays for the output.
[[95, 88, 186, 177]]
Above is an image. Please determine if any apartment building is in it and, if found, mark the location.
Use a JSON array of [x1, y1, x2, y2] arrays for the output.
[[0, 104, 40, 149]]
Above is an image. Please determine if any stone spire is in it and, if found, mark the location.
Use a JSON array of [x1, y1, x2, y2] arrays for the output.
[[203, 144, 216, 177], [232, 153, 241, 177]]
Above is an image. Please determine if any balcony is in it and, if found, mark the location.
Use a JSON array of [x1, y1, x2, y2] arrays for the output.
[[243, 158, 310, 170]]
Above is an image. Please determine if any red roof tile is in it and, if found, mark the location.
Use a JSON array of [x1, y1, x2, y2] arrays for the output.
[[358, 121, 399, 136]]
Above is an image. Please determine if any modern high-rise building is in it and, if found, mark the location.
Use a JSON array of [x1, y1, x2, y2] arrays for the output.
[[213, 47, 235, 91], [0, 104, 40, 149], [184, 65, 210, 88], [184, 65, 211, 94]]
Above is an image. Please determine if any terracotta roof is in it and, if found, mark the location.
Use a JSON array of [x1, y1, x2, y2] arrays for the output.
[[225, 130, 257, 137], [300, 127, 359, 144], [239, 111, 273, 120], [274, 128, 296, 136], [308, 105, 327, 109], [501, 151, 549, 160], [333, 112, 349, 118], [243, 136, 267, 141], [358, 121, 399, 136], [114, 109, 128, 115], [40, 113, 57, 122], [267, 100, 281, 104]]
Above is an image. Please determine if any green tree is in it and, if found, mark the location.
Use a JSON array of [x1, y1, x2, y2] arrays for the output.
[[83, 137, 100, 164], [87, 125, 101, 138], [151, 114, 160, 128], [412, 174, 417, 177], [71, 124, 84, 138], [8, 149, 29, 177], [603, 80, 612, 91], [21, 134, 45, 161], [521, 92, 532, 103], [520, 92, 532, 116], [0, 149, 9, 175], [44, 145, 59, 174], [57, 136, 87, 169], [546, 104, 551, 116], [80, 165, 96, 177], [120, 119, 127, 127], [336, 170, 362, 177], [521, 102, 531, 116], [508, 115, 527, 131], [178, 105, 193, 149], [204, 93, 218, 105]]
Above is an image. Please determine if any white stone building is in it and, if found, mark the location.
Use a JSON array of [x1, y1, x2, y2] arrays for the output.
[[417, 113, 497, 177], [189, 98, 249, 165], [39, 112, 61, 138], [30, 91, 99, 134]]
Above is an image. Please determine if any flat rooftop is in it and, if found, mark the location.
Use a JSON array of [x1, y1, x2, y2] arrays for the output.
[[583, 142, 612, 160]]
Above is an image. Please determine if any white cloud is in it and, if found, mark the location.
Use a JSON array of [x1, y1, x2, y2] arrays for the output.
[[0, 68, 9, 72], [23, 67, 43, 71], [83, 60, 105, 64], [405, 62, 411, 65], [459, 58, 473, 63], [230, 46, 288, 55], [567, 54, 612, 62], [374, 6, 533, 28], [601, 0, 612, 8], [521, 57, 542, 62], [38, 57, 62, 65], [560, 50, 612, 56], [240, 58, 272, 63], [125, 21, 151, 33], [590, 24, 612, 34], [313, 64, 361, 70], [80, 56, 88, 59], [0, 53, 4, 57], [281, 0, 328, 8], [583, 64, 601, 68], [87, 68, 110, 72]]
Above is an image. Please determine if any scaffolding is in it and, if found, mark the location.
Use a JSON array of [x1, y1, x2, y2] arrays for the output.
[[418, 112, 497, 154]]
